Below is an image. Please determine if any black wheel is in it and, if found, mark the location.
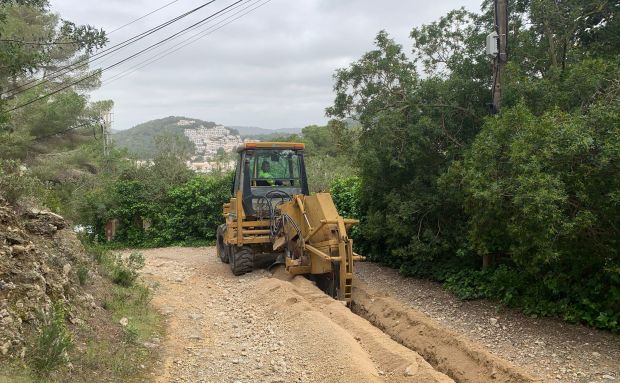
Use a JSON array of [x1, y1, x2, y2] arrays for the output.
[[231, 246, 253, 276], [216, 225, 229, 264]]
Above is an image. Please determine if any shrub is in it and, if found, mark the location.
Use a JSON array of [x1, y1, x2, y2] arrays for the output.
[[77, 265, 89, 286], [0, 159, 47, 204], [111, 252, 145, 287], [157, 174, 231, 244], [30, 302, 73, 375]]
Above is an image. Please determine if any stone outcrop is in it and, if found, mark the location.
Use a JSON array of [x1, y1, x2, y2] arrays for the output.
[[0, 197, 99, 358]]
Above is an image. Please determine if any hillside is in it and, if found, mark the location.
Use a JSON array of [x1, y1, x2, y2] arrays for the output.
[[113, 117, 301, 158], [113, 116, 219, 158], [229, 126, 301, 138]]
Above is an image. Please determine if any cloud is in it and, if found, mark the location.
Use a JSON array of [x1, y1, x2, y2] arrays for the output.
[[50, 0, 481, 130]]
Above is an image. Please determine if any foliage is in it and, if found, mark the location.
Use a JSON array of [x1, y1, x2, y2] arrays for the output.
[[327, 2, 620, 330], [0, 1, 109, 160], [0, 159, 47, 204], [330, 175, 363, 246], [330, 176, 361, 219], [30, 302, 73, 376], [111, 252, 145, 287], [453, 97, 620, 331], [77, 264, 89, 285], [327, 30, 475, 269], [78, 241, 163, 381], [82, 172, 232, 248], [156, 175, 232, 244]]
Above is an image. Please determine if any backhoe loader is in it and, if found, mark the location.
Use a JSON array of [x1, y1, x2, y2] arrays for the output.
[[216, 142, 363, 303]]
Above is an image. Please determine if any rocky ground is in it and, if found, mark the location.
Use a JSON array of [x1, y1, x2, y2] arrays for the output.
[[136, 246, 619, 383], [355, 262, 620, 383], [0, 198, 99, 359], [139, 247, 454, 383]]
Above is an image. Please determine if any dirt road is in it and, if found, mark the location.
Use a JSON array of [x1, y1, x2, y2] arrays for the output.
[[138, 246, 544, 383], [139, 246, 453, 383]]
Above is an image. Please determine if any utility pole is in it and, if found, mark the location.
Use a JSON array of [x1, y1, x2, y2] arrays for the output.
[[491, 0, 508, 114], [483, 0, 508, 269], [102, 112, 113, 157]]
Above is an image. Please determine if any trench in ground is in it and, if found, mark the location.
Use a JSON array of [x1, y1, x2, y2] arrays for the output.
[[255, 258, 538, 383], [347, 282, 540, 383]]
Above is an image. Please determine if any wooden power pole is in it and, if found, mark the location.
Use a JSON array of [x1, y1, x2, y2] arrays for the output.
[[491, 0, 508, 114], [483, 0, 509, 269]]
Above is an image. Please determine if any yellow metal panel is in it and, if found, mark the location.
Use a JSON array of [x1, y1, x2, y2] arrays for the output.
[[236, 191, 243, 245], [241, 236, 271, 244], [237, 142, 305, 152]]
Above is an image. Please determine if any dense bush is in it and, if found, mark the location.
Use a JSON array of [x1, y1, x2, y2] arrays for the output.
[[156, 175, 232, 244], [0, 159, 48, 204], [330, 176, 363, 247], [88, 174, 232, 248], [451, 100, 620, 331], [327, 3, 620, 330], [111, 252, 145, 287]]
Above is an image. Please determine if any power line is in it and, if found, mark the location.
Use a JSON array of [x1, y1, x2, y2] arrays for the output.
[[3, 0, 218, 97], [94, 0, 251, 71], [108, 0, 182, 35], [0, 0, 181, 46], [12, 0, 272, 143], [4, 0, 245, 113], [30, 120, 100, 142], [0, 38, 79, 45], [103, 0, 270, 86]]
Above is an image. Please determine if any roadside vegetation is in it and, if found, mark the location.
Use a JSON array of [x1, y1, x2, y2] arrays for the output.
[[0, 1, 162, 380], [0, 237, 162, 382], [322, 2, 619, 331]]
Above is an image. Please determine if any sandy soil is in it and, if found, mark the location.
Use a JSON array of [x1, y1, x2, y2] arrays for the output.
[[138, 247, 453, 383], [356, 262, 620, 383]]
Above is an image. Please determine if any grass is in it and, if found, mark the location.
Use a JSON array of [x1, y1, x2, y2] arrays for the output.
[[29, 302, 73, 376], [0, 242, 164, 382]]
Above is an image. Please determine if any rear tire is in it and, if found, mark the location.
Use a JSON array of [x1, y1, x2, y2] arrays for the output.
[[231, 246, 253, 276], [216, 225, 229, 264]]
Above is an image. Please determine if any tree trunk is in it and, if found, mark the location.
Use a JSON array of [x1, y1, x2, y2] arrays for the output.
[[482, 254, 495, 270]]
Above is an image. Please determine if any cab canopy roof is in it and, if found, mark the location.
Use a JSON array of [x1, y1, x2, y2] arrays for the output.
[[236, 142, 305, 152]]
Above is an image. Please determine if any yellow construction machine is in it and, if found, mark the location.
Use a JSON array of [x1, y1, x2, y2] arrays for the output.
[[216, 142, 363, 303]]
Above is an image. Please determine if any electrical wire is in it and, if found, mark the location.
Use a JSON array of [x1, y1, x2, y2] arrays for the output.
[[4, 0, 245, 113], [29, 120, 100, 142], [0, 0, 182, 46], [102, 0, 271, 87], [102, 0, 268, 86], [107, 0, 182, 35], [0, 38, 79, 45], [3, 0, 219, 97]]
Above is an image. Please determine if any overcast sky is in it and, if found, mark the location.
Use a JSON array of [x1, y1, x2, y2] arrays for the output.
[[50, 0, 481, 131]]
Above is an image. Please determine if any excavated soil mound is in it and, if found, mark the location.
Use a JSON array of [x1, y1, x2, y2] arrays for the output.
[[352, 281, 543, 383], [141, 249, 453, 383], [263, 267, 453, 382]]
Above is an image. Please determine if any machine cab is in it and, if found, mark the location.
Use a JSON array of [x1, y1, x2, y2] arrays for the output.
[[232, 142, 309, 217]]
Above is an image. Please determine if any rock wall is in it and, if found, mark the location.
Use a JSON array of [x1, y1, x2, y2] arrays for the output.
[[0, 198, 98, 358]]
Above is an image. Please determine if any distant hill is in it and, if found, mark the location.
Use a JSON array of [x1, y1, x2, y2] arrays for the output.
[[113, 117, 303, 158], [230, 126, 301, 139], [113, 116, 219, 158]]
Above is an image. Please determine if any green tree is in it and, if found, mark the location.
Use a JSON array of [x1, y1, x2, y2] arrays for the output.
[[0, 0, 107, 158]]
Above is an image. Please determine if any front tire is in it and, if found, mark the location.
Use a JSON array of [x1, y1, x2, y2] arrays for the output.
[[231, 246, 253, 276]]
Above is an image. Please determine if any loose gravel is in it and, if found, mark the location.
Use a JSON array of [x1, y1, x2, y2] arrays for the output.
[[356, 262, 620, 383], [138, 247, 452, 383]]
